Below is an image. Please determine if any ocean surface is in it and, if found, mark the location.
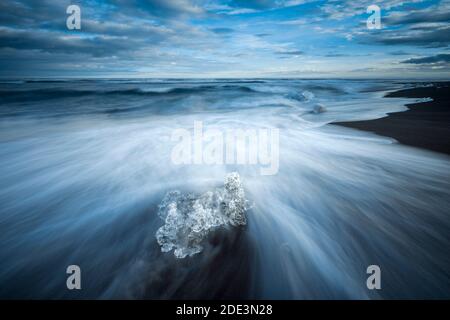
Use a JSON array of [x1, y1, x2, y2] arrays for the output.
[[0, 79, 449, 299]]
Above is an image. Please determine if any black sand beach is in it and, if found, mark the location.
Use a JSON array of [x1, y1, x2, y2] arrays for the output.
[[337, 82, 450, 155], [2, 79, 450, 299]]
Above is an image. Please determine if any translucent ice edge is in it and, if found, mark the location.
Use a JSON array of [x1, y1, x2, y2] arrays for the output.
[[155, 172, 248, 258]]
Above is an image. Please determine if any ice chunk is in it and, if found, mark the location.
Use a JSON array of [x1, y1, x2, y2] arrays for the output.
[[155, 172, 248, 258], [312, 103, 327, 114]]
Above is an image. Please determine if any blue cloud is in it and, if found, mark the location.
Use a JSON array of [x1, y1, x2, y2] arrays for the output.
[[402, 53, 450, 64]]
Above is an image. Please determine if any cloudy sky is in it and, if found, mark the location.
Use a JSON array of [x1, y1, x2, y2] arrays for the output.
[[0, 0, 449, 78]]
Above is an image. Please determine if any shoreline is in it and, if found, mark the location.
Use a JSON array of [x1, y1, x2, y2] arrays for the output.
[[335, 82, 450, 155]]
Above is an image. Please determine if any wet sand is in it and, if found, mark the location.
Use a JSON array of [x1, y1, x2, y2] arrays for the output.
[[336, 82, 450, 155]]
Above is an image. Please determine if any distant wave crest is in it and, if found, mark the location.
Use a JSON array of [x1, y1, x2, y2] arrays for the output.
[[0, 85, 259, 103]]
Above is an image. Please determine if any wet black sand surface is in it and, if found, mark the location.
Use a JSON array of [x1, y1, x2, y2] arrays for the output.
[[336, 82, 450, 155]]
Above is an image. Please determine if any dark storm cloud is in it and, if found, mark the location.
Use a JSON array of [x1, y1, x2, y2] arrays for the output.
[[0, 0, 449, 78], [81, 19, 173, 39], [0, 0, 194, 59], [228, 0, 275, 9], [360, 26, 450, 48], [210, 27, 234, 34], [385, 10, 450, 26], [402, 53, 450, 64], [0, 0, 201, 30], [277, 50, 304, 55], [389, 50, 411, 55], [226, 0, 309, 10], [0, 28, 142, 57], [0, 0, 71, 29], [109, 0, 203, 17], [324, 53, 347, 57]]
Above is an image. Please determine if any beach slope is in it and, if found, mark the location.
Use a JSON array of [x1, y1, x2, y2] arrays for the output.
[[336, 82, 450, 155]]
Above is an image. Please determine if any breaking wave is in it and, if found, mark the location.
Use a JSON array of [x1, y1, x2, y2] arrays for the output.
[[0, 85, 259, 103]]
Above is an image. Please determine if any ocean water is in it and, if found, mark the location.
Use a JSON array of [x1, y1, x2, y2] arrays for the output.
[[0, 79, 449, 299]]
